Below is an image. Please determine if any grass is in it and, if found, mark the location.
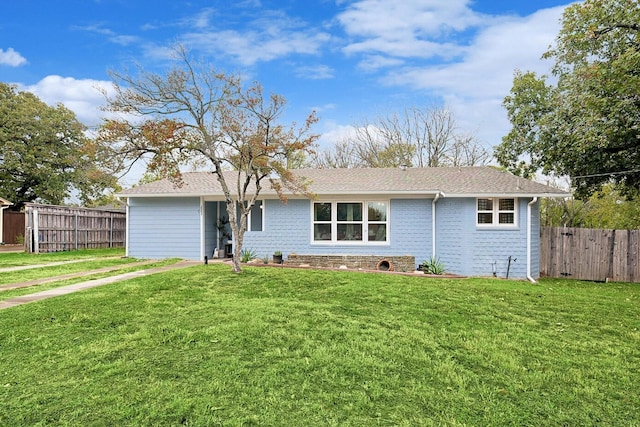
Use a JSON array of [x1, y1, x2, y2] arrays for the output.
[[0, 262, 638, 426], [0, 249, 180, 300], [0, 257, 137, 286], [0, 248, 126, 267], [0, 258, 180, 301]]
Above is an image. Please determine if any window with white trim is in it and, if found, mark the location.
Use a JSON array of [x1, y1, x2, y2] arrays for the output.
[[238, 200, 263, 231], [477, 198, 517, 226], [248, 200, 263, 231], [313, 201, 388, 243]]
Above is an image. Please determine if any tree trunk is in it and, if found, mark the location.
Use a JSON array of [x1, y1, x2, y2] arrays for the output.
[[226, 200, 250, 273], [232, 230, 244, 273]]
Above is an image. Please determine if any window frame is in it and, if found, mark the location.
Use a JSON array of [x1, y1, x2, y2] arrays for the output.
[[476, 197, 518, 228], [245, 199, 265, 233], [311, 200, 390, 244]]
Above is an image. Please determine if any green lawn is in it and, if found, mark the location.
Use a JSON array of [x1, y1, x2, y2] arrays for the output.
[[0, 259, 180, 301], [0, 248, 126, 267], [0, 261, 638, 426], [0, 256, 136, 286]]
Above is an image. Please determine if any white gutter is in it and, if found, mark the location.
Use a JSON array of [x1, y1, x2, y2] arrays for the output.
[[432, 192, 444, 258], [115, 190, 446, 199], [527, 197, 538, 283]]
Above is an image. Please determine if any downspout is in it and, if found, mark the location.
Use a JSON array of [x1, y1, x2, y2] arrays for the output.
[[124, 198, 130, 258], [527, 197, 538, 283], [432, 192, 443, 258], [200, 197, 205, 261]]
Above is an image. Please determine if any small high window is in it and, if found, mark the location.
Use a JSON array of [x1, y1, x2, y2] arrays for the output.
[[477, 198, 516, 226]]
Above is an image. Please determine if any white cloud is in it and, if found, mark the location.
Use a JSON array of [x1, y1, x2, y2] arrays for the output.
[[359, 5, 567, 149], [295, 64, 334, 80], [22, 75, 115, 127], [386, 8, 562, 97], [315, 122, 357, 148], [188, 8, 215, 29], [355, 55, 404, 72], [173, 9, 331, 66], [181, 28, 331, 66], [339, 0, 481, 37], [74, 24, 140, 46], [338, 0, 485, 58], [0, 48, 27, 66]]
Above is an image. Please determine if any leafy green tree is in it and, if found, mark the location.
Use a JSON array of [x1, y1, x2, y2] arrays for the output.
[[583, 185, 640, 229], [540, 197, 589, 228], [541, 184, 640, 229], [0, 83, 118, 209], [496, 0, 640, 199], [98, 45, 318, 272]]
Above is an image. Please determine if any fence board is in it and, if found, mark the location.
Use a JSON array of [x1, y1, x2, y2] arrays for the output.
[[25, 204, 126, 253], [540, 227, 640, 283], [2, 211, 25, 244]]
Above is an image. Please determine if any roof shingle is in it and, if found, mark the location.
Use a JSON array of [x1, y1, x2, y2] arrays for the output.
[[117, 167, 568, 198]]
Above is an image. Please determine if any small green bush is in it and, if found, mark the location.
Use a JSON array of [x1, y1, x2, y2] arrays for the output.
[[419, 257, 446, 275], [240, 248, 257, 263]]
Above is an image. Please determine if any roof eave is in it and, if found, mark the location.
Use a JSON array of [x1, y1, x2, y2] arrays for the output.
[[118, 190, 446, 199], [116, 192, 211, 198], [117, 190, 570, 199], [448, 192, 569, 198]]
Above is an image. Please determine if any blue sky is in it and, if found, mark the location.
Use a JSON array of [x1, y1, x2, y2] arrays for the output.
[[1, 0, 573, 183]]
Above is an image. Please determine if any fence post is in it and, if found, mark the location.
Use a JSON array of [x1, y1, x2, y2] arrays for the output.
[[33, 208, 39, 254], [74, 212, 78, 250], [109, 213, 113, 248]]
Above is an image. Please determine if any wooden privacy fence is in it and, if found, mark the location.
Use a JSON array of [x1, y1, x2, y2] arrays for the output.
[[25, 204, 126, 253], [2, 211, 25, 244], [540, 227, 640, 282]]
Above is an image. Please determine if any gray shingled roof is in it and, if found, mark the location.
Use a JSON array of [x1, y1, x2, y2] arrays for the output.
[[117, 167, 568, 198]]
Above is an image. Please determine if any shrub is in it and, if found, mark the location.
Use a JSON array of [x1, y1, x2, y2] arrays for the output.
[[240, 248, 257, 263], [419, 257, 446, 275]]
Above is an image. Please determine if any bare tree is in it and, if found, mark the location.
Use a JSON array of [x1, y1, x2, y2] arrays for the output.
[[310, 106, 489, 169], [448, 133, 491, 167], [308, 139, 361, 168], [98, 45, 318, 272]]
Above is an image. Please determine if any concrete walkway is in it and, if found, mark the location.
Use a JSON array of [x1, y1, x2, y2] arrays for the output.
[[0, 257, 121, 273], [0, 259, 161, 290], [0, 260, 200, 310]]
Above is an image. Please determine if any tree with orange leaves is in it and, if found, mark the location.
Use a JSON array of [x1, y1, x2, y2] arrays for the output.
[[98, 45, 319, 272]]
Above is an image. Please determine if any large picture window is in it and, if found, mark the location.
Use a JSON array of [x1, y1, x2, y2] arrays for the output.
[[313, 201, 388, 243], [477, 198, 517, 227]]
